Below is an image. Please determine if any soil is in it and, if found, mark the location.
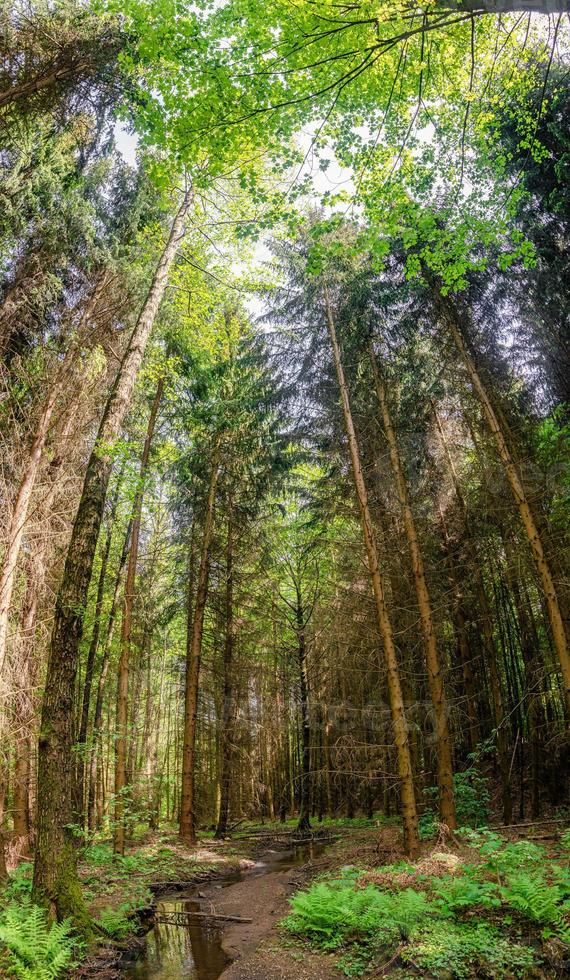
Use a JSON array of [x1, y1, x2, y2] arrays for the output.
[[205, 825, 407, 978], [198, 863, 342, 979]]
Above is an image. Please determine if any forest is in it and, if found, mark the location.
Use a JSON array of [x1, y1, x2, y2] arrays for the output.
[[0, 2, 569, 978]]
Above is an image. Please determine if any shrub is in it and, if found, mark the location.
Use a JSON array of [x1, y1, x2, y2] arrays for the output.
[[0, 899, 79, 980]]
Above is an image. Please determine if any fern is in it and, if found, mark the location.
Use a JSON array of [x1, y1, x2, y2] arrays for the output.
[[285, 881, 430, 948], [433, 875, 500, 913], [502, 872, 570, 941], [0, 899, 79, 980]]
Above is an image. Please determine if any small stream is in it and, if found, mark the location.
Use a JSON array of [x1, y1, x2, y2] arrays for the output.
[[125, 841, 327, 980]]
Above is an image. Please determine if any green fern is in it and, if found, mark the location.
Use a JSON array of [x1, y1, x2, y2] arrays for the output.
[[285, 880, 430, 948], [502, 872, 570, 942], [433, 874, 501, 913], [0, 899, 79, 980]]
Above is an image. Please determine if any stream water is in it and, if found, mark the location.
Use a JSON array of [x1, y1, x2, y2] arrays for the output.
[[124, 841, 327, 980]]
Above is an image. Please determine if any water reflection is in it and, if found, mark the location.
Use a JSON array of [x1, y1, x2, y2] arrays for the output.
[[125, 897, 230, 980], [126, 841, 329, 980]]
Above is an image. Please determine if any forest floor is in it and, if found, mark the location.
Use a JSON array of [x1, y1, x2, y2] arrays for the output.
[[68, 815, 570, 978], [2, 816, 568, 978]]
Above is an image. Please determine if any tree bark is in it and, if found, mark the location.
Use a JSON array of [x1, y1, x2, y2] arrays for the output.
[[432, 400, 513, 816], [72, 510, 114, 824], [87, 520, 132, 833], [324, 286, 419, 856], [179, 448, 220, 842], [32, 190, 192, 928], [113, 379, 163, 855], [369, 342, 456, 830], [0, 275, 107, 684], [433, 286, 570, 715]]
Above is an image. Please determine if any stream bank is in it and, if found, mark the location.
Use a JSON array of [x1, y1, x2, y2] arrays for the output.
[[124, 840, 337, 980], [73, 827, 342, 980]]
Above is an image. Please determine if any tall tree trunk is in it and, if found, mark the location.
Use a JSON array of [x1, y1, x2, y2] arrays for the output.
[[369, 342, 456, 829], [432, 400, 513, 818], [11, 573, 36, 854], [433, 286, 570, 715], [296, 589, 312, 834], [32, 190, 192, 928], [72, 492, 117, 824], [215, 505, 237, 838], [113, 379, 163, 855], [87, 521, 132, 833], [0, 275, 107, 683], [324, 286, 419, 856], [179, 448, 220, 842]]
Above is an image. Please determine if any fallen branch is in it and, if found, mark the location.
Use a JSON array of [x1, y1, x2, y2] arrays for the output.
[[155, 910, 253, 925]]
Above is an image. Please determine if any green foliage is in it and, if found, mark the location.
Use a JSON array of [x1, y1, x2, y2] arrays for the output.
[[82, 843, 115, 867], [421, 767, 490, 837], [458, 829, 544, 873], [96, 905, 134, 939], [432, 876, 500, 914], [502, 872, 570, 940], [0, 900, 79, 980], [402, 921, 534, 979], [3, 864, 34, 900], [285, 831, 570, 975], [285, 881, 430, 948]]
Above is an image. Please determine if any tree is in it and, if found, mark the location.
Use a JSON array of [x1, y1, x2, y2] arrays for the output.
[[323, 285, 419, 855], [32, 186, 192, 928]]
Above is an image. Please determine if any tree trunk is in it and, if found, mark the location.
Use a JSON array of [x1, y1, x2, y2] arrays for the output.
[[32, 190, 192, 928], [369, 342, 456, 829], [72, 511, 114, 824], [87, 521, 132, 833], [179, 448, 220, 842], [113, 379, 163, 855], [0, 276, 107, 683], [432, 400, 513, 817], [11, 585, 36, 855], [434, 286, 570, 715], [296, 590, 312, 833], [215, 505, 237, 838], [324, 286, 419, 856]]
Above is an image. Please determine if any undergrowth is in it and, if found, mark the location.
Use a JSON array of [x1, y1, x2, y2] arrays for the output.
[[0, 898, 80, 980], [284, 827, 570, 977]]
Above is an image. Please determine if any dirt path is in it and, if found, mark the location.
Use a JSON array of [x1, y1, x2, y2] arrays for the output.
[[199, 862, 342, 979]]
